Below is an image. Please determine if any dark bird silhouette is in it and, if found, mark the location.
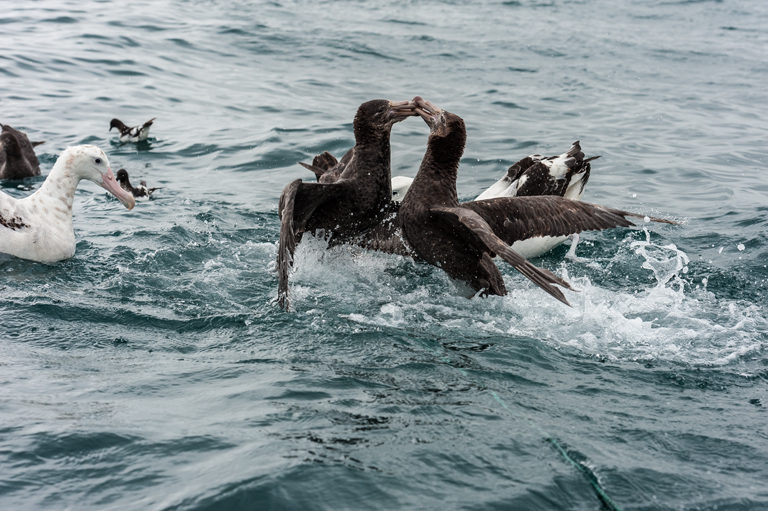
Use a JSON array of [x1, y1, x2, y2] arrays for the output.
[[389, 140, 601, 259], [277, 99, 417, 309], [0, 124, 44, 180], [397, 97, 677, 306]]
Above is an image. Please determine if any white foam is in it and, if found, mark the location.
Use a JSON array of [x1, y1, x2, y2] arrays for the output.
[[289, 233, 766, 367]]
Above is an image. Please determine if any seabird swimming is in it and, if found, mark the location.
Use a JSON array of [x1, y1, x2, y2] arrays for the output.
[[397, 97, 677, 305], [278, 99, 417, 309], [116, 169, 160, 199], [0, 145, 135, 263], [0, 124, 44, 180], [475, 141, 596, 201], [389, 141, 599, 259], [109, 117, 156, 143]]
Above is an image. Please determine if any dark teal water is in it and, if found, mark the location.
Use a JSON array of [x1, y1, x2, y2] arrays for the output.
[[2, 1, 767, 509]]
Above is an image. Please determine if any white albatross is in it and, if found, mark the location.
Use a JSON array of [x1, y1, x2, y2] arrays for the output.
[[0, 145, 135, 263]]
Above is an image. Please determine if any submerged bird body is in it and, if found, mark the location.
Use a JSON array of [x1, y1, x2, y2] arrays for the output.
[[399, 97, 676, 305], [109, 117, 156, 143], [278, 99, 417, 309], [0, 124, 44, 180], [0, 145, 135, 263], [116, 169, 160, 199]]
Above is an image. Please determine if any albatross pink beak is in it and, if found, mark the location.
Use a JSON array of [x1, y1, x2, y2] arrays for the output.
[[100, 167, 135, 210]]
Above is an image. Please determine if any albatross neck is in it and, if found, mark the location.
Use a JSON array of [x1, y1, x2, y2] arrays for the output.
[[31, 158, 82, 222]]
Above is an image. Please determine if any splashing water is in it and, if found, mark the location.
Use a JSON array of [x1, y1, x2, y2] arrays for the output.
[[631, 227, 690, 291], [291, 231, 765, 368]]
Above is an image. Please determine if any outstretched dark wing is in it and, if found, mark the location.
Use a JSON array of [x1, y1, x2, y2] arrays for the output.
[[277, 179, 350, 310], [299, 150, 338, 180], [463, 196, 677, 247], [430, 206, 574, 306], [299, 148, 355, 184]]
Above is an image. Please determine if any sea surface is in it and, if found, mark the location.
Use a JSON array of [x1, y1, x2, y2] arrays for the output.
[[1, 1, 767, 509]]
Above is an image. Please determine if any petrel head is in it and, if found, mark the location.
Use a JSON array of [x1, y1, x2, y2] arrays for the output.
[[109, 119, 126, 132], [355, 99, 418, 132], [413, 97, 464, 140]]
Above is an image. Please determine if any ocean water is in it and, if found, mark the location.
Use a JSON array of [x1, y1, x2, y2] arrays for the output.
[[1, 0, 767, 509]]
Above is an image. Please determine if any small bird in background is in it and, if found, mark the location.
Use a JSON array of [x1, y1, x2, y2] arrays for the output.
[[115, 169, 161, 199], [109, 117, 156, 143]]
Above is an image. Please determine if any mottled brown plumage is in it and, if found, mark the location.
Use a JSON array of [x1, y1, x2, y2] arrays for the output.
[[398, 97, 677, 305], [277, 99, 417, 309]]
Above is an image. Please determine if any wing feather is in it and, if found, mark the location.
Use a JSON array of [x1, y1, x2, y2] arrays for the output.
[[463, 196, 677, 246], [277, 179, 350, 310], [431, 206, 573, 306]]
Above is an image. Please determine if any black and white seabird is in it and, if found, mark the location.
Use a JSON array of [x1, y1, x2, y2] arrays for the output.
[[397, 97, 677, 306], [277, 99, 417, 309], [0, 124, 45, 180], [390, 141, 600, 259], [0, 145, 135, 263], [115, 169, 160, 199], [109, 117, 156, 143], [475, 141, 597, 201]]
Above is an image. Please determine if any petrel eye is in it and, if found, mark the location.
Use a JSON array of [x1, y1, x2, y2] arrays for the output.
[[95, 158, 102, 164]]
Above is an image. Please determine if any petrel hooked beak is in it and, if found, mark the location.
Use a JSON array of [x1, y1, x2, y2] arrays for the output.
[[100, 167, 135, 210], [388, 100, 418, 121], [412, 96, 443, 127]]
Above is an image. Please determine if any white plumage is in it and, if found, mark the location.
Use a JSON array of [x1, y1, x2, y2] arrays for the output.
[[0, 145, 135, 263]]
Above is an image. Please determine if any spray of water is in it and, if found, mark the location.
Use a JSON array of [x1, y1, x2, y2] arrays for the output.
[[288, 232, 766, 367]]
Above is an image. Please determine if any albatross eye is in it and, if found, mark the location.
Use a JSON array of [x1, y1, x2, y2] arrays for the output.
[[95, 158, 102, 164]]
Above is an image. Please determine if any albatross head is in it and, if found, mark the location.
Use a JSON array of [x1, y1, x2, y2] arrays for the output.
[[64, 145, 135, 210]]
